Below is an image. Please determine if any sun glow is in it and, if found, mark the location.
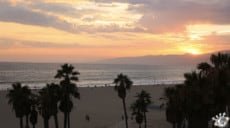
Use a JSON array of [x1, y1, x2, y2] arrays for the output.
[[186, 48, 202, 55]]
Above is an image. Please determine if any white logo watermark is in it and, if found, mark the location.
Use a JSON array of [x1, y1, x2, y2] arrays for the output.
[[212, 112, 229, 128]]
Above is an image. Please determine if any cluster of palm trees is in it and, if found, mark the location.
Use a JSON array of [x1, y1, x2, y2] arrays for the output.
[[7, 65, 153, 128], [163, 53, 230, 128], [7, 83, 34, 128], [114, 73, 152, 128], [131, 90, 152, 128], [7, 64, 80, 128]]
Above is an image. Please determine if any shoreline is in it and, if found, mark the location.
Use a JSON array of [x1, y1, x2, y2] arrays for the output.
[[0, 83, 179, 91]]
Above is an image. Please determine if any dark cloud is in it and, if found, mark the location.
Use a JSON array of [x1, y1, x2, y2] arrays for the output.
[[0, 1, 76, 32], [0, 2, 54, 26]]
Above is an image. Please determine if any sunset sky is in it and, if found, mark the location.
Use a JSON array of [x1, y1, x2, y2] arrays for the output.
[[0, 0, 230, 62]]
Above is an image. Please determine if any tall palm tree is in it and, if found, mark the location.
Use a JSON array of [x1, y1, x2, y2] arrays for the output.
[[55, 64, 80, 128], [162, 85, 186, 128], [48, 83, 61, 128], [38, 83, 61, 128], [211, 52, 229, 69], [24, 85, 33, 128], [135, 90, 151, 128], [114, 73, 133, 128], [6, 83, 32, 128], [163, 87, 177, 128], [30, 105, 38, 128], [184, 71, 201, 86], [29, 94, 38, 128], [197, 62, 212, 77], [131, 100, 144, 128], [38, 85, 53, 128]]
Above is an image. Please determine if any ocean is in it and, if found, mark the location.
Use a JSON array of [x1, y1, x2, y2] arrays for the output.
[[0, 62, 195, 90]]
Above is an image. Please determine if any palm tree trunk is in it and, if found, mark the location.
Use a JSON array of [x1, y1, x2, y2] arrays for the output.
[[32, 124, 35, 128], [54, 114, 59, 128], [122, 98, 128, 128], [20, 117, 23, 128], [143, 112, 147, 128], [64, 113, 67, 128], [43, 118, 46, 128], [43, 118, 49, 128], [67, 112, 70, 128], [173, 123, 176, 128], [47, 119, 49, 128], [139, 124, 142, 128], [26, 115, 29, 128]]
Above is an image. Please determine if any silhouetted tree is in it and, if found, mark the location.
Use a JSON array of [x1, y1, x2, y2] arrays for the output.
[[7, 83, 32, 128], [114, 73, 133, 128], [131, 100, 143, 128], [163, 52, 230, 128], [38, 83, 61, 128], [162, 85, 184, 128], [30, 106, 38, 128], [48, 83, 61, 128], [55, 64, 80, 128], [197, 62, 212, 77], [211, 52, 229, 69], [135, 90, 151, 128], [24, 85, 33, 128], [29, 94, 38, 128], [38, 85, 52, 128]]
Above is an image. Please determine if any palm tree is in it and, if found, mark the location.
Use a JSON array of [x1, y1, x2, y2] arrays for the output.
[[162, 87, 178, 128], [55, 64, 80, 128], [197, 62, 212, 77], [162, 85, 187, 128], [162, 53, 230, 128], [48, 83, 61, 128], [184, 71, 201, 86], [114, 73, 133, 128], [24, 85, 33, 128], [6, 83, 32, 128], [38, 85, 53, 128], [211, 52, 229, 69], [38, 83, 61, 128], [30, 106, 38, 128], [131, 100, 144, 128], [135, 90, 151, 128], [29, 94, 38, 128]]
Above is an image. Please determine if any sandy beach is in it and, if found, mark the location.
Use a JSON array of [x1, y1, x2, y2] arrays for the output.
[[0, 85, 172, 128]]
